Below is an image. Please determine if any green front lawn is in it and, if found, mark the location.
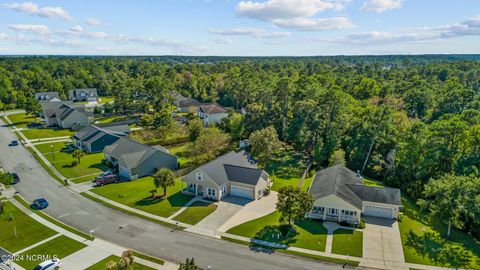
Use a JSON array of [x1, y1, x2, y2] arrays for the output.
[[7, 113, 38, 128], [263, 145, 309, 191], [16, 235, 86, 269], [95, 115, 135, 125], [226, 211, 328, 252], [22, 128, 76, 140], [86, 255, 155, 270], [331, 229, 363, 257], [399, 196, 480, 269], [173, 201, 218, 225], [36, 142, 108, 181], [91, 176, 193, 218], [0, 201, 57, 252], [167, 142, 194, 168]]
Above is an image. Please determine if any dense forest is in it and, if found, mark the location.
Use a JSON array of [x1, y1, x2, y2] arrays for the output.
[[0, 55, 479, 237]]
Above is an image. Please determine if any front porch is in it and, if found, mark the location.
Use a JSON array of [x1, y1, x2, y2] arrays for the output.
[[307, 206, 359, 225]]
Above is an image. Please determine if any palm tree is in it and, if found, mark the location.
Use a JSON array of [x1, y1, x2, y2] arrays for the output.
[[72, 150, 86, 164], [153, 168, 175, 197]]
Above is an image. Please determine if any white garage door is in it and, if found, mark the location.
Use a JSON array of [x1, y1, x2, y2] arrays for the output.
[[231, 186, 253, 199], [364, 205, 393, 218]]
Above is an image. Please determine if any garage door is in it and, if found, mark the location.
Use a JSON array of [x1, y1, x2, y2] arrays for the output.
[[364, 205, 393, 218], [231, 186, 253, 199]]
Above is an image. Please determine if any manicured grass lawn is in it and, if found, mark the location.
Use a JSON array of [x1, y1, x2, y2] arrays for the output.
[[95, 115, 135, 125], [36, 142, 108, 181], [86, 255, 155, 270], [173, 201, 218, 225], [16, 235, 86, 269], [0, 201, 57, 252], [262, 145, 309, 191], [7, 113, 37, 128], [91, 176, 193, 218], [399, 196, 480, 269], [22, 128, 75, 140], [99, 96, 115, 104], [331, 229, 363, 257], [363, 177, 386, 187], [167, 142, 194, 168], [227, 211, 328, 252]]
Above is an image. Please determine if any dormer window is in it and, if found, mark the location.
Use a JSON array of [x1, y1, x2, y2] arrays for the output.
[[196, 172, 203, 181]]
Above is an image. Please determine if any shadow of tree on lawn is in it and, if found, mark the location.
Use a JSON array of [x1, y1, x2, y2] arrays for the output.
[[406, 230, 473, 268], [253, 225, 299, 246]]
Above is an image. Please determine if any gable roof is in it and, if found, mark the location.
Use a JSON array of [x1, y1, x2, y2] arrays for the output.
[[198, 104, 228, 115], [187, 150, 265, 186], [178, 98, 201, 108], [70, 88, 98, 98], [35, 92, 60, 101], [73, 125, 130, 142], [308, 165, 401, 209], [104, 137, 175, 169], [56, 104, 92, 121]]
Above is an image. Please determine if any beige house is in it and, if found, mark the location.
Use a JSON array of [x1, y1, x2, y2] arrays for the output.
[[182, 151, 270, 200], [197, 104, 228, 125], [307, 165, 401, 225], [42, 102, 93, 129]]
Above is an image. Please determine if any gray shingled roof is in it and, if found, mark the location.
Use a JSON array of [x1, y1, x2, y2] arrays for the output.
[[224, 164, 267, 185], [308, 165, 401, 209], [35, 92, 60, 100], [178, 98, 202, 108], [194, 150, 258, 186], [104, 137, 174, 169], [198, 104, 228, 114], [73, 125, 130, 142], [70, 88, 98, 98]]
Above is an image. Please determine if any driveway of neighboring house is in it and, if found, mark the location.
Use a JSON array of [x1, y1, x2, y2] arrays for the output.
[[360, 217, 406, 270], [218, 191, 278, 233], [185, 196, 250, 237]]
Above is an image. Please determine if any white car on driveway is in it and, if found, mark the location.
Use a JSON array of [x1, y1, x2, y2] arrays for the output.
[[33, 258, 61, 270]]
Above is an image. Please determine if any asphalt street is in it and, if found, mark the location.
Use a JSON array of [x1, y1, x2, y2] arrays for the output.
[[0, 118, 353, 270]]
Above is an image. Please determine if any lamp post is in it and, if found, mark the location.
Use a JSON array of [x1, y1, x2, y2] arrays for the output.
[[51, 144, 55, 166]]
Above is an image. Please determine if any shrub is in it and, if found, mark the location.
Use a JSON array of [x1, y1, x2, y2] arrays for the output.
[[264, 188, 271, 196], [357, 218, 366, 229], [71, 160, 78, 167], [279, 224, 291, 237]]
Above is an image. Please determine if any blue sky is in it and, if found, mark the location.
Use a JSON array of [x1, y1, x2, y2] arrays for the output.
[[0, 0, 479, 55]]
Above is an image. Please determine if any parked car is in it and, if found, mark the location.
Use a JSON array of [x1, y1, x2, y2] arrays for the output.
[[96, 174, 118, 186], [33, 258, 61, 270], [92, 170, 113, 183], [11, 172, 19, 184], [32, 198, 49, 210], [8, 140, 18, 146]]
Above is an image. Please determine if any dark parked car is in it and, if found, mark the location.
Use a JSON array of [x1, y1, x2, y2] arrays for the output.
[[96, 175, 118, 186], [92, 170, 113, 183], [32, 198, 49, 210], [9, 140, 18, 146], [11, 172, 19, 184]]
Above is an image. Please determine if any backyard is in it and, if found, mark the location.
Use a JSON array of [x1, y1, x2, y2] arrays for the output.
[[262, 145, 312, 191], [226, 211, 328, 252], [15, 235, 86, 269], [35, 141, 108, 182], [0, 201, 57, 252], [167, 142, 194, 168], [91, 176, 194, 218], [364, 178, 480, 269]]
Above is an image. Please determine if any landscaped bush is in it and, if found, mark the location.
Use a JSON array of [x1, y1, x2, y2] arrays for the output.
[[357, 218, 366, 229], [279, 224, 291, 237], [264, 188, 271, 196], [71, 160, 78, 167]]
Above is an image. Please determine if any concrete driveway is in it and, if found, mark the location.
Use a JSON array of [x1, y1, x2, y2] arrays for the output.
[[360, 217, 407, 270], [218, 191, 278, 233]]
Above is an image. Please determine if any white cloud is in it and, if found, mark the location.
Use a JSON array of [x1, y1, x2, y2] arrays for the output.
[[440, 15, 480, 37], [208, 27, 291, 38], [3, 2, 73, 20], [274, 17, 354, 31], [70, 25, 84, 33], [0, 33, 8, 40], [85, 17, 105, 26], [360, 0, 403, 13], [213, 37, 233, 44], [8, 24, 49, 35], [235, 0, 353, 31]]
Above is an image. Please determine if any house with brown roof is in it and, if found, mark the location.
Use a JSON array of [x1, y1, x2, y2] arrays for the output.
[[177, 98, 202, 113], [197, 104, 228, 125]]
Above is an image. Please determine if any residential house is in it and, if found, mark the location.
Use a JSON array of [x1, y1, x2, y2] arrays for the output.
[[173, 93, 188, 106], [307, 165, 401, 225], [72, 125, 130, 153], [177, 98, 202, 113], [104, 137, 178, 180], [197, 104, 228, 125], [69, 88, 99, 102], [182, 151, 270, 200], [35, 92, 61, 102], [43, 101, 93, 129]]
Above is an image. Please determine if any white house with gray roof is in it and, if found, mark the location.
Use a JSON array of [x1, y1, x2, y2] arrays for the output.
[[42, 101, 93, 129], [69, 88, 99, 102], [35, 91, 61, 102], [182, 151, 270, 200], [307, 165, 401, 225], [104, 137, 178, 180], [197, 104, 228, 125]]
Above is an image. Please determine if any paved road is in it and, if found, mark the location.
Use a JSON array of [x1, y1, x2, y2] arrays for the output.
[[0, 120, 351, 270]]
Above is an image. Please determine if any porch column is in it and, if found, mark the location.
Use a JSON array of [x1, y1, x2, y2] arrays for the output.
[[195, 185, 198, 196], [338, 209, 341, 222]]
